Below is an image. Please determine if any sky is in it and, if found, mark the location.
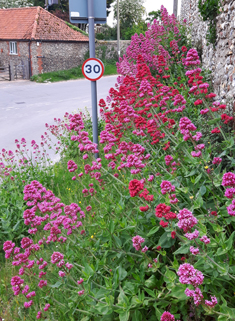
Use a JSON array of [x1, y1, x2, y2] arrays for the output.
[[107, 0, 182, 27]]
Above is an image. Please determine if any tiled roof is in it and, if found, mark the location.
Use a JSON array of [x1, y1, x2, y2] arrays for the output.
[[0, 7, 89, 42]]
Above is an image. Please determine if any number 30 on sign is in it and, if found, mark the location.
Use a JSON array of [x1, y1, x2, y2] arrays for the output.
[[82, 58, 104, 81]]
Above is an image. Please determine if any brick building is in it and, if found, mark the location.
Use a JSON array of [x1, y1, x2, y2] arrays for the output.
[[0, 7, 89, 76]]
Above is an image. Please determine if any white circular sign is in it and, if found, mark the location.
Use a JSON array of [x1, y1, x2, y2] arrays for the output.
[[82, 58, 104, 81]]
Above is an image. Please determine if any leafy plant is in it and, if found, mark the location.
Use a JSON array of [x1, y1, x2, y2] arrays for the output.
[[198, 0, 221, 46]]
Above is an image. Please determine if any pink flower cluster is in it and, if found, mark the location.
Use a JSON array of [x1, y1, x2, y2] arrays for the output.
[[177, 263, 204, 287], [68, 113, 98, 154], [160, 311, 175, 321], [3, 180, 88, 315], [185, 287, 203, 306], [67, 160, 78, 172], [184, 48, 200, 66], [160, 180, 178, 204], [178, 264, 217, 309], [223, 172, 235, 216], [179, 117, 203, 156], [177, 209, 198, 232], [132, 235, 145, 251]]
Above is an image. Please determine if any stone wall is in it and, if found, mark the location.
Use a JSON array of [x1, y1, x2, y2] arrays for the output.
[[35, 41, 89, 75], [96, 40, 131, 61], [0, 39, 130, 77], [0, 40, 30, 78], [181, 0, 235, 102]]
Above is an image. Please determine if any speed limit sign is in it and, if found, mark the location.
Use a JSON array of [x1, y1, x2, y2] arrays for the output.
[[82, 58, 104, 81]]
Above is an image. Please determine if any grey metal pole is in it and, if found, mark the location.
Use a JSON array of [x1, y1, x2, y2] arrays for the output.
[[88, 0, 99, 158], [173, 0, 178, 18], [117, 0, 120, 59]]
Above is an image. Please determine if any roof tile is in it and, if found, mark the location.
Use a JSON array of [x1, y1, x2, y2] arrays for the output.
[[0, 7, 89, 42]]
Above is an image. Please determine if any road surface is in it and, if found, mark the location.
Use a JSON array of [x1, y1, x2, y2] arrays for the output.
[[0, 76, 117, 157]]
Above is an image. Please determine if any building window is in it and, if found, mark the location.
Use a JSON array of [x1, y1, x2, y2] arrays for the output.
[[10, 41, 17, 55]]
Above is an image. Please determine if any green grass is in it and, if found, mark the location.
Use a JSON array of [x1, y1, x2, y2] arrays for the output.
[[30, 62, 118, 83]]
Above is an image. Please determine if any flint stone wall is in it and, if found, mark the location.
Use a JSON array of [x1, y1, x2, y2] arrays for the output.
[[96, 40, 131, 61], [0, 39, 130, 76], [181, 0, 235, 102]]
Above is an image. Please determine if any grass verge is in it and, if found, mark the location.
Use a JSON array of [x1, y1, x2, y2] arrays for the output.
[[30, 62, 118, 83]]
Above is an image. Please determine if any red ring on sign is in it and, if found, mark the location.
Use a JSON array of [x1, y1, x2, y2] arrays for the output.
[[82, 58, 104, 81]]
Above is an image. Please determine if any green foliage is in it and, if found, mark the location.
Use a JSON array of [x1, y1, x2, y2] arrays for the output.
[[146, 10, 161, 23], [0, 159, 55, 253], [30, 61, 117, 83], [198, 0, 221, 46], [0, 0, 33, 8], [122, 21, 148, 40], [96, 25, 118, 41], [33, 0, 44, 6], [65, 21, 88, 37], [113, 0, 146, 39]]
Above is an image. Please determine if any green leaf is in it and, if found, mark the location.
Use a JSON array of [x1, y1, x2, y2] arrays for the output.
[[159, 232, 176, 248], [83, 263, 94, 277], [193, 195, 203, 209], [144, 288, 156, 298], [185, 169, 197, 177], [216, 247, 228, 256], [147, 226, 159, 236], [207, 117, 221, 125], [217, 263, 229, 276], [225, 231, 235, 251], [50, 281, 62, 288], [131, 310, 142, 321], [174, 244, 190, 255], [200, 185, 207, 196], [164, 268, 176, 283], [114, 235, 122, 247], [170, 285, 187, 300], [131, 296, 142, 307], [145, 275, 158, 289], [119, 311, 130, 321], [95, 303, 113, 315], [118, 289, 129, 307], [218, 316, 228, 321], [194, 173, 202, 184], [109, 221, 115, 234], [118, 267, 127, 281]]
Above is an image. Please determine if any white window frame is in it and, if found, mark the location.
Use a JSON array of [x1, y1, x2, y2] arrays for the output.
[[10, 41, 17, 55]]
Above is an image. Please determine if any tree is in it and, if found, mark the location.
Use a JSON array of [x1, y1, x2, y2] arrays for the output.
[[146, 10, 161, 23], [0, 0, 33, 8], [107, 0, 115, 17], [113, 0, 146, 38]]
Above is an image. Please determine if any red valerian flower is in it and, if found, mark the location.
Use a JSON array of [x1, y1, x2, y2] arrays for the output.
[[211, 127, 220, 134], [155, 203, 171, 218], [160, 220, 169, 228], [211, 211, 217, 216], [129, 179, 144, 197], [139, 188, 154, 201], [171, 231, 176, 238], [139, 205, 149, 212], [160, 311, 175, 321]]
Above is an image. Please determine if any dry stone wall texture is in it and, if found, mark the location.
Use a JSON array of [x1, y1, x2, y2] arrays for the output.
[[181, 0, 235, 102]]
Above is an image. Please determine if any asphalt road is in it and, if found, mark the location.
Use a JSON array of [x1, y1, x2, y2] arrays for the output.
[[0, 76, 117, 157]]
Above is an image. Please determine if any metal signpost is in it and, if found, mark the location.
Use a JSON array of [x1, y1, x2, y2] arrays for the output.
[[69, 0, 106, 158]]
